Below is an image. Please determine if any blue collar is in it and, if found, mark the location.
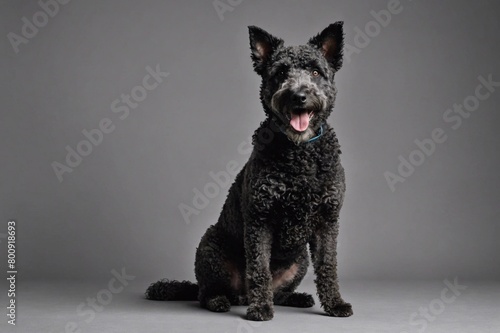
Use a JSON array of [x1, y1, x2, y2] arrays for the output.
[[306, 124, 324, 143]]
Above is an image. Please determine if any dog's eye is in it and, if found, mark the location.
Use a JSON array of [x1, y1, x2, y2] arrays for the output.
[[312, 69, 320, 77]]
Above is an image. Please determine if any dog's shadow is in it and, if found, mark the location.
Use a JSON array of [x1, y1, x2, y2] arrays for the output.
[[184, 301, 250, 319], [183, 300, 324, 320], [144, 299, 246, 319], [141, 294, 324, 320]]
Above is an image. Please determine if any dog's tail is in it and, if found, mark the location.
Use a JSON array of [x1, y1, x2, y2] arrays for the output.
[[145, 279, 199, 301]]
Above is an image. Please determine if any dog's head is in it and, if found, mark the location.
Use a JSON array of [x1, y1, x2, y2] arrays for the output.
[[249, 23, 344, 144]]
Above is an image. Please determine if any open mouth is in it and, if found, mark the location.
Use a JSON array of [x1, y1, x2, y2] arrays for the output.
[[289, 109, 314, 132]]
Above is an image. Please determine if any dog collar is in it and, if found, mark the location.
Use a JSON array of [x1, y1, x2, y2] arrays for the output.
[[271, 116, 324, 144], [279, 124, 324, 144], [306, 124, 324, 143]]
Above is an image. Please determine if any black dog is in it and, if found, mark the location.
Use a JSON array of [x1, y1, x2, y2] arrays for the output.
[[146, 22, 352, 321]]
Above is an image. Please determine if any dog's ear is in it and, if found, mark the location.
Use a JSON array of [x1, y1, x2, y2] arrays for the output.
[[308, 22, 344, 71], [248, 26, 284, 75]]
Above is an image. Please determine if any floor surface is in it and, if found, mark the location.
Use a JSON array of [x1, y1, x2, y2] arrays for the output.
[[2, 279, 499, 333]]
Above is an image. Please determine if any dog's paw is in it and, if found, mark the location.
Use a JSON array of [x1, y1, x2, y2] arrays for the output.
[[324, 302, 353, 317], [291, 293, 315, 308], [278, 292, 315, 308], [206, 295, 231, 312], [246, 302, 274, 321]]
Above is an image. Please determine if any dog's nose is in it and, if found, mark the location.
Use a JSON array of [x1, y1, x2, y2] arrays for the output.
[[292, 91, 307, 105]]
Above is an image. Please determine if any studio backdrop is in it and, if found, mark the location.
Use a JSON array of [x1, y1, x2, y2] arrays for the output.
[[1, 0, 499, 286]]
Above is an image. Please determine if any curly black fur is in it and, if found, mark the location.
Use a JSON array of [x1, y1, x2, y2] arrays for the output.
[[146, 23, 352, 321], [145, 280, 198, 301]]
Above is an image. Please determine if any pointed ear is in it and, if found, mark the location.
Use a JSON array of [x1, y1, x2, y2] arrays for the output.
[[248, 26, 284, 75], [308, 22, 344, 71]]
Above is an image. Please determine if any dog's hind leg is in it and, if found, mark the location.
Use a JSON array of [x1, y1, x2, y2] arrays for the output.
[[273, 291, 315, 308], [272, 250, 315, 308], [195, 226, 241, 312]]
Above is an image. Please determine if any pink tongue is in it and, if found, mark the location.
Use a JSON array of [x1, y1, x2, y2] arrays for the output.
[[290, 112, 310, 132]]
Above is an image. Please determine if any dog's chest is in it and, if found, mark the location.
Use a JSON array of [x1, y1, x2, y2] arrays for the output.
[[266, 155, 337, 248], [258, 146, 337, 209], [271, 169, 322, 237], [249, 139, 342, 249]]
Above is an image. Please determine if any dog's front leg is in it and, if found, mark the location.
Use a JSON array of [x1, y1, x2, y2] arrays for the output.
[[244, 224, 274, 321], [310, 224, 353, 317]]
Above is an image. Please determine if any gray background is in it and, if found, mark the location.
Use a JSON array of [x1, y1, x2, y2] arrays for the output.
[[1, 0, 499, 285]]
